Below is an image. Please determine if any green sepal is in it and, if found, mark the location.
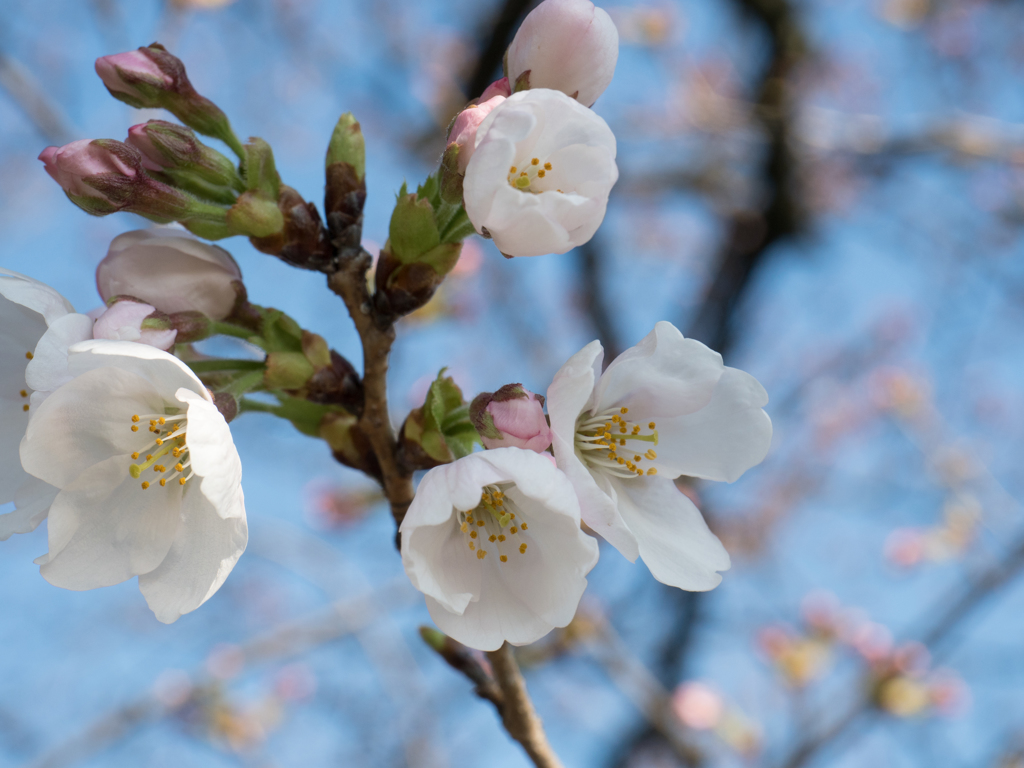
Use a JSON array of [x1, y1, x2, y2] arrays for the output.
[[326, 113, 365, 182]]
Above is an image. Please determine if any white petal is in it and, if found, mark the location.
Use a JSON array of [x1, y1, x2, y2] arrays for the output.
[[490, 482, 598, 627], [0, 476, 58, 540], [40, 454, 182, 590], [65, 340, 208, 404], [613, 476, 730, 591], [546, 339, 603, 443], [426, 580, 555, 651], [25, 313, 94, 393], [176, 390, 244, 519], [21, 367, 164, 488], [654, 367, 772, 482], [138, 486, 247, 623], [0, 402, 32, 504], [594, 321, 724, 418], [401, 468, 481, 614], [0, 270, 75, 324]]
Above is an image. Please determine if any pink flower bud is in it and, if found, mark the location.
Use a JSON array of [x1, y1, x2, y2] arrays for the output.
[[507, 0, 619, 106], [95, 50, 173, 103], [470, 384, 552, 453], [448, 95, 506, 173], [96, 228, 243, 321], [38, 139, 137, 202], [125, 124, 166, 172], [479, 77, 511, 101], [93, 300, 178, 350]]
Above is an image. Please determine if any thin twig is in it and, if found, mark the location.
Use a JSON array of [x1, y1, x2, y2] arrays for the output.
[[484, 643, 566, 768], [0, 51, 74, 144]]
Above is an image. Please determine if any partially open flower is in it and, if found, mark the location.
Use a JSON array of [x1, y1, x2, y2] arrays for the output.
[[464, 89, 617, 257], [95, 50, 174, 105], [20, 340, 247, 623], [400, 447, 598, 650], [96, 228, 243, 320], [0, 269, 92, 540], [547, 321, 772, 590], [506, 0, 619, 106]]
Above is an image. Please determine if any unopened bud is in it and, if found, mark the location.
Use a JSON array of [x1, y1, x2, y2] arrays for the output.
[[470, 384, 551, 452], [127, 120, 243, 204], [326, 113, 365, 182], [97, 228, 243, 320], [506, 0, 619, 106], [447, 94, 506, 174], [93, 297, 178, 350], [95, 44, 245, 158], [321, 412, 382, 481], [226, 138, 284, 238]]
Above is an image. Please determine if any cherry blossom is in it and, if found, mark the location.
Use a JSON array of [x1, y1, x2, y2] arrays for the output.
[[20, 340, 247, 622], [546, 321, 772, 590], [400, 447, 598, 650], [463, 89, 617, 257]]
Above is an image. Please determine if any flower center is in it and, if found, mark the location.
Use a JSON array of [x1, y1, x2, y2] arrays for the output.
[[507, 157, 558, 193], [457, 485, 529, 563], [574, 406, 660, 479], [126, 412, 193, 490]]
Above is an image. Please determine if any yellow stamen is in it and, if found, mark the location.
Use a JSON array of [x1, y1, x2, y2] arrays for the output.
[[22, 404, 29, 412], [141, 481, 150, 490], [500, 555, 508, 562], [530, 157, 539, 165], [519, 543, 527, 554], [25, 352, 33, 360], [647, 468, 657, 475], [477, 549, 487, 559]]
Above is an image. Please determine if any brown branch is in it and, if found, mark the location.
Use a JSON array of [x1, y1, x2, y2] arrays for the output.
[[577, 237, 621, 359], [326, 252, 414, 537], [777, 533, 1024, 768], [0, 50, 74, 144], [687, 0, 807, 354], [464, 0, 536, 99], [484, 643, 566, 768]]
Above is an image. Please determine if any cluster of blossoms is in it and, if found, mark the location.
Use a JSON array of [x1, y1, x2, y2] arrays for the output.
[[1, 232, 247, 623], [13, 0, 772, 653]]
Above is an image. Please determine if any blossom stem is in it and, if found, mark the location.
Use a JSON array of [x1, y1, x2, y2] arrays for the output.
[[210, 321, 258, 340], [187, 358, 265, 374]]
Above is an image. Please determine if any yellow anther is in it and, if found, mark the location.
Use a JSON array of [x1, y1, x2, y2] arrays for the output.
[[172, 448, 181, 457], [619, 439, 626, 446], [175, 463, 183, 472], [619, 425, 627, 433], [131, 415, 140, 422], [632, 425, 640, 435], [477, 549, 487, 560], [179, 478, 187, 485], [510, 526, 518, 534], [649, 422, 656, 429], [537, 170, 546, 178], [617, 457, 625, 465], [477, 519, 485, 526], [150, 420, 156, 426], [509, 512, 515, 519], [498, 535, 506, 542], [153, 465, 165, 473], [131, 452, 139, 460], [646, 449, 657, 460], [612, 415, 620, 422], [22, 404, 29, 412], [544, 162, 552, 170], [469, 541, 475, 550], [521, 523, 528, 530], [159, 479, 167, 487], [531, 157, 539, 165], [155, 438, 163, 446], [510, 166, 517, 174], [19, 390, 27, 398], [141, 481, 150, 490], [461, 523, 468, 533], [500, 555, 508, 562], [131, 425, 139, 432], [470, 530, 478, 539], [25, 351, 33, 360], [519, 543, 527, 554], [158, 417, 165, 425], [489, 535, 497, 542], [634, 455, 642, 462], [146, 455, 153, 460], [621, 407, 629, 414], [647, 468, 657, 475]]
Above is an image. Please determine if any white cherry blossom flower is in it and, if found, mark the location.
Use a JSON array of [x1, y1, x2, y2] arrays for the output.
[[20, 340, 247, 622], [0, 270, 92, 540], [400, 447, 599, 651], [463, 89, 617, 258], [547, 321, 772, 590], [507, 0, 619, 107]]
